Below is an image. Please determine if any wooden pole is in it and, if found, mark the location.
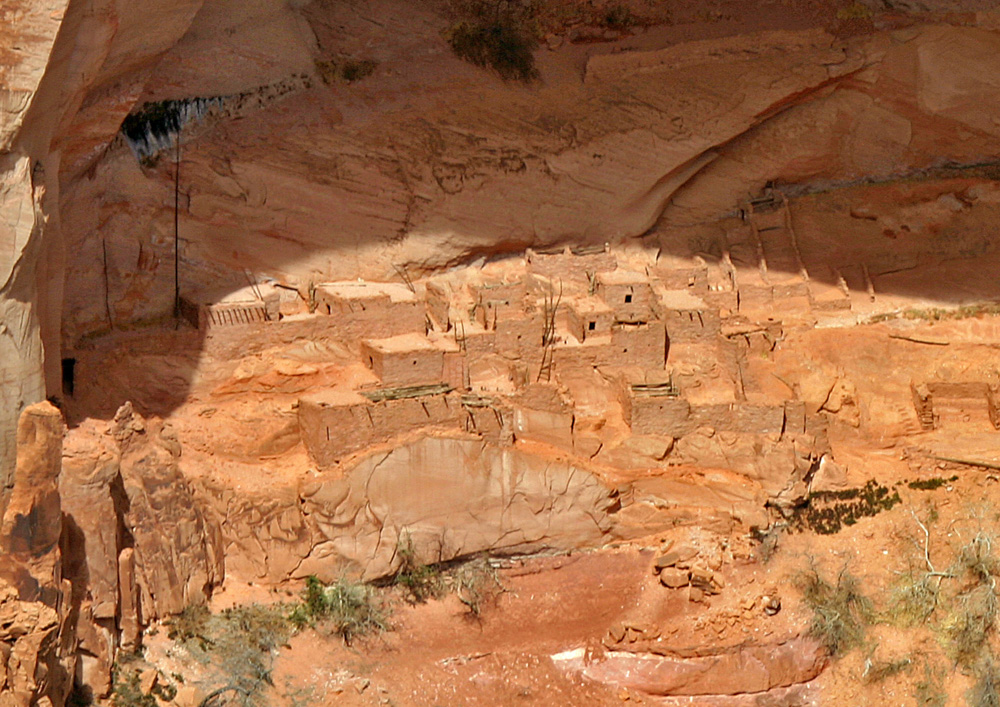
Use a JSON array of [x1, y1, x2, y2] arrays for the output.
[[173, 131, 181, 324]]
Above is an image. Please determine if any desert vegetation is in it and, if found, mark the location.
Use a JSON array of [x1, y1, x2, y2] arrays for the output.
[[795, 501, 1000, 706], [445, 0, 541, 81]]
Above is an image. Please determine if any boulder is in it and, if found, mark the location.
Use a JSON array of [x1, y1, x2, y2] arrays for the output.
[[659, 568, 690, 589]]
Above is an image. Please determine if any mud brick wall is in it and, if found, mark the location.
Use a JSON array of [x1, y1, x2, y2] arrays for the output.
[[660, 309, 721, 343], [317, 293, 426, 341], [565, 304, 614, 342], [597, 280, 655, 323], [298, 393, 465, 467], [425, 281, 452, 330], [495, 312, 544, 359], [631, 397, 693, 437], [361, 342, 445, 387], [610, 322, 667, 369]]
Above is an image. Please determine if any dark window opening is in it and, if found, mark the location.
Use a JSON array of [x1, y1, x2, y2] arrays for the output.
[[61, 358, 76, 397], [368, 356, 374, 367], [413, 360, 418, 365], [588, 321, 596, 331], [624, 294, 633, 303]]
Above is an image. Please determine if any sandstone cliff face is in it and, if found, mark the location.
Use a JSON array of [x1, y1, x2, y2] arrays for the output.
[[1, 0, 206, 519], [7, 3, 1000, 704], [59, 403, 223, 697], [0, 403, 72, 707], [53, 14, 1000, 344], [1, 0, 1000, 483]]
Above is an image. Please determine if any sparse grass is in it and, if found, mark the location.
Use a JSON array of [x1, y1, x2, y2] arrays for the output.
[[914, 663, 947, 707], [971, 661, 1000, 707], [943, 579, 998, 669], [797, 566, 873, 655], [446, 0, 540, 81], [889, 571, 940, 627], [289, 575, 389, 644]]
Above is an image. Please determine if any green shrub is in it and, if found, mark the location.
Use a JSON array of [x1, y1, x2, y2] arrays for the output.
[[394, 536, 446, 603], [289, 575, 388, 645], [907, 476, 958, 491], [167, 603, 290, 707], [793, 480, 901, 535], [110, 668, 156, 707], [448, 21, 538, 81], [797, 567, 873, 655], [213, 605, 291, 706]]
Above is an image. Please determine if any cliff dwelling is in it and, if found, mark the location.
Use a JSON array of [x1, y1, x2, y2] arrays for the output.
[[8, 0, 1000, 705]]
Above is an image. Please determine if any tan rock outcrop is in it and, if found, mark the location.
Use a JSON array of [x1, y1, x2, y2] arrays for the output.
[[554, 637, 827, 697], [0, 403, 72, 707], [111, 403, 223, 621], [204, 435, 617, 582]]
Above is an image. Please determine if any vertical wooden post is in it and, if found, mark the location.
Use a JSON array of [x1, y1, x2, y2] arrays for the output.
[[173, 131, 181, 324]]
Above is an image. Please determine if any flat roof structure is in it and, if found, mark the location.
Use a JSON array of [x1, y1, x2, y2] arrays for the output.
[[316, 281, 417, 304]]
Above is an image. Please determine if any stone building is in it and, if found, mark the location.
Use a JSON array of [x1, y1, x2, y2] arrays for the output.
[[361, 333, 456, 388]]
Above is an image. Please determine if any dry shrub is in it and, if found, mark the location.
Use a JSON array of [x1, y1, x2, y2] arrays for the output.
[[796, 566, 873, 655], [452, 557, 505, 616]]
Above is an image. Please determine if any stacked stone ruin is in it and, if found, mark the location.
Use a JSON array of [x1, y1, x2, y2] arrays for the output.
[[284, 249, 805, 468]]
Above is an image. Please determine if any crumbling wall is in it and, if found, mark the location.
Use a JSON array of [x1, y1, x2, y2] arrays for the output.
[[596, 273, 655, 323], [298, 392, 466, 467], [526, 248, 616, 283], [630, 397, 787, 438]]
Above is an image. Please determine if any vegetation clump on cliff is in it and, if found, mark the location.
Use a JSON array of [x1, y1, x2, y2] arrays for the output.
[[793, 479, 902, 535], [446, 0, 540, 81], [315, 57, 378, 85]]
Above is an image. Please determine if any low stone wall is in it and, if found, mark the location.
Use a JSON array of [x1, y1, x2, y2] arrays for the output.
[[298, 392, 467, 467], [631, 398, 786, 438]]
